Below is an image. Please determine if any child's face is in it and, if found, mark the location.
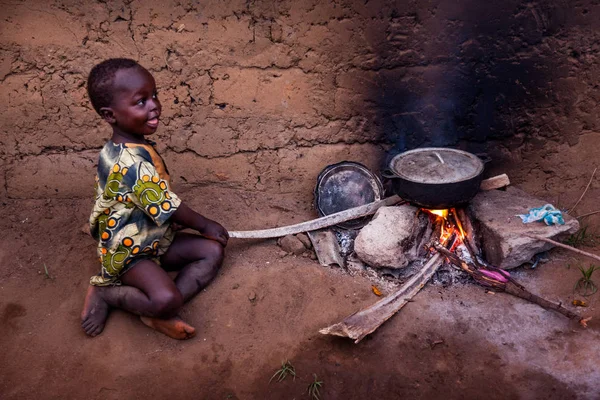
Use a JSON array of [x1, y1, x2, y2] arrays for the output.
[[107, 67, 162, 136]]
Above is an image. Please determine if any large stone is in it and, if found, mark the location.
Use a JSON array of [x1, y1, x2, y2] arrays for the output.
[[354, 205, 430, 269], [469, 187, 580, 269]]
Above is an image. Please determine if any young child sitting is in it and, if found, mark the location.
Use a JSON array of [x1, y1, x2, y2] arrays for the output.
[[81, 58, 229, 340]]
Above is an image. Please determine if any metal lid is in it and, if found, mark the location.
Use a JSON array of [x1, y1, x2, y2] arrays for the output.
[[389, 147, 484, 184], [314, 161, 384, 230]]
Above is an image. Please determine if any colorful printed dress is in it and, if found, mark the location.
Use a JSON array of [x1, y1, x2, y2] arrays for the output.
[[89, 140, 181, 286]]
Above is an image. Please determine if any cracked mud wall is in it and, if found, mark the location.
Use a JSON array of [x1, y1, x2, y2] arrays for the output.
[[1, 0, 600, 203]]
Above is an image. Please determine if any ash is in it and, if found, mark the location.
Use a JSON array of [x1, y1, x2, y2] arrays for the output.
[[334, 232, 477, 290], [392, 243, 476, 287], [431, 262, 472, 286], [431, 244, 476, 286]]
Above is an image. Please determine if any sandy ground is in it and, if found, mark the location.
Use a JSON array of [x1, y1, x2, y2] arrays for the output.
[[1, 187, 599, 399]]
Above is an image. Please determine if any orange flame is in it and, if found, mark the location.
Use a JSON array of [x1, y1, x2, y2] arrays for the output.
[[422, 208, 465, 246], [428, 209, 449, 219], [454, 212, 466, 239]]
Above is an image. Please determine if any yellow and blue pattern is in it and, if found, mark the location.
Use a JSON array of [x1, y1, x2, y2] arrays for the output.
[[89, 140, 181, 286]]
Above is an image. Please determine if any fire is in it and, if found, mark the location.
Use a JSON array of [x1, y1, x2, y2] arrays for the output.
[[428, 209, 449, 219], [422, 208, 466, 247]]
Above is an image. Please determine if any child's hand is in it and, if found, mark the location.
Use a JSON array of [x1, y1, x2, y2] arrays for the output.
[[200, 219, 229, 247], [170, 202, 229, 246]]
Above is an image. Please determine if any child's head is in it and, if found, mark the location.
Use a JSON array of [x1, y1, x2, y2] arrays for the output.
[[87, 58, 161, 137]]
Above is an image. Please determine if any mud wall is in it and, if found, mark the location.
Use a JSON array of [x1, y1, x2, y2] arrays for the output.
[[2, 0, 600, 203]]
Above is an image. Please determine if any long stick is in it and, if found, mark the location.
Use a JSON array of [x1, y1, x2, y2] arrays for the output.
[[576, 209, 600, 219], [432, 243, 582, 323], [319, 253, 444, 343], [229, 174, 509, 239], [568, 167, 597, 214], [525, 234, 600, 263], [503, 282, 580, 320], [229, 196, 404, 239]]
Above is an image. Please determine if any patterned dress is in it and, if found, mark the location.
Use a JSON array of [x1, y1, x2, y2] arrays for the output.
[[89, 140, 181, 286]]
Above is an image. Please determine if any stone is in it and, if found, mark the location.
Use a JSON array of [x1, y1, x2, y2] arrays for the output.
[[278, 234, 307, 255], [354, 205, 430, 269], [469, 187, 580, 269], [295, 233, 312, 249]]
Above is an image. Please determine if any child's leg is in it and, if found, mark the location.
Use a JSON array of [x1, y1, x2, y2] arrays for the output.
[[160, 232, 225, 302], [81, 259, 195, 339]]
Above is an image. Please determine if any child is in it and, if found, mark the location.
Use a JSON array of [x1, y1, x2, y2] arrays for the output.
[[81, 58, 229, 340]]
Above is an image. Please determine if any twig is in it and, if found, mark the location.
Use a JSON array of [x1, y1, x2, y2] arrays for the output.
[[568, 167, 597, 214], [576, 209, 600, 219], [525, 234, 600, 263]]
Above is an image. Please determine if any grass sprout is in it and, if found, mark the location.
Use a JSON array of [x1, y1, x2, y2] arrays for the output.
[[565, 226, 597, 248], [43, 263, 52, 279], [574, 264, 599, 296], [307, 374, 323, 400], [269, 360, 296, 383]]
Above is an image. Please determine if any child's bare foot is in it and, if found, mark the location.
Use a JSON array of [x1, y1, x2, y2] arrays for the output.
[[81, 286, 110, 337], [140, 316, 196, 340]]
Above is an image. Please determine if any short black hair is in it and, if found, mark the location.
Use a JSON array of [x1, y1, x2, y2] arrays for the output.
[[87, 58, 141, 115]]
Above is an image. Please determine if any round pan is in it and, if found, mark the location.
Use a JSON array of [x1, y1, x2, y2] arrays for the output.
[[383, 148, 485, 209], [314, 161, 384, 229]]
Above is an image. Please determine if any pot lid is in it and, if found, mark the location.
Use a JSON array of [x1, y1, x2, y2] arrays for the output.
[[314, 161, 384, 230], [389, 147, 483, 184]]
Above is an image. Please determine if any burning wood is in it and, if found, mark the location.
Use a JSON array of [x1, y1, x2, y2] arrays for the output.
[[430, 242, 589, 327]]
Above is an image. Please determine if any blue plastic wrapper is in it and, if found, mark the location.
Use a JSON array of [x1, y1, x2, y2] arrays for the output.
[[517, 204, 565, 226]]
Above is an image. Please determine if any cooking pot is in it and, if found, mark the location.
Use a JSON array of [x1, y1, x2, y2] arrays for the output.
[[382, 147, 485, 209]]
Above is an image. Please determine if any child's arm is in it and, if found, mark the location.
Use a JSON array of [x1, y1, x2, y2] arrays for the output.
[[170, 202, 229, 246]]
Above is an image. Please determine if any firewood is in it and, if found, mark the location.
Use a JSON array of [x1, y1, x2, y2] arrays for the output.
[[479, 174, 510, 191], [229, 174, 507, 240], [229, 195, 404, 239], [525, 234, 600, 264], [431, 242, 585, 326], [319, 253, 444, 343]]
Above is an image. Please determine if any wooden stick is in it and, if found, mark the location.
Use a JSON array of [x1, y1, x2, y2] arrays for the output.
[[319, 252, 444, 343], [229, 173, 508, 239], [525, 234, 600, 263], [229, 196, 404, 239], [453, 209, 483, 269], [480, 174, 510, 191], [432, 243, 582, 323], [568, 167, 597, 214], [576, 209, 600, 219], [503, 282, 580, 320]]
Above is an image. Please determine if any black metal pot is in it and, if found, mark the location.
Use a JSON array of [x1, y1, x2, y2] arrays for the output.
[[382, 148, 485, 209]]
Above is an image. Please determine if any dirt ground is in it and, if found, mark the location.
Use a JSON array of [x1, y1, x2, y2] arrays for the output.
[[1, 185, 599, 400]]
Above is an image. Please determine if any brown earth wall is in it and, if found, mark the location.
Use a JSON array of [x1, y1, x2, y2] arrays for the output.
[[2, 0, 600, 204]]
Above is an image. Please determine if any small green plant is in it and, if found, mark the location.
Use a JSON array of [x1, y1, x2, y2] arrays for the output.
[[574, 264, 599, 296], [269, 360, 296, 383], [43, 263, 52, 280], [565, 226, 596, 248], [307, 374, 323, 400]]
